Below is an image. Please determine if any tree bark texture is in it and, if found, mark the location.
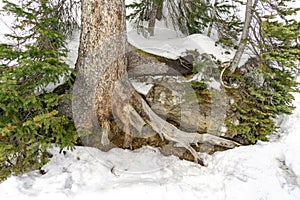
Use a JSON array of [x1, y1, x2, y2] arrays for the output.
[[73, 0, 240, 162], [73, 0, 127, 151]]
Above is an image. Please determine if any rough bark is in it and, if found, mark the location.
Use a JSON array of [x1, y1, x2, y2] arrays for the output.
[[72, 0, 127, 151], [73, 0, 240, 162]]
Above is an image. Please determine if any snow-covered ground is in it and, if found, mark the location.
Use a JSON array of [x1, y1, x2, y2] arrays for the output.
[[1, 37, 300, 200], [0, 96, 300, 199], [1, 1, 300, 200]]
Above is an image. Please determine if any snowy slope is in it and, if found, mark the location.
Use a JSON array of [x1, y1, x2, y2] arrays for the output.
[[0, 112, 300, 200], [1, 30, 300, 200], [1, 1, 300, 200]]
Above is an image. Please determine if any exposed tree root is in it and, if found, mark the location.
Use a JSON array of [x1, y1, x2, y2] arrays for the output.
[[73, 0, 241, 165], [220, 61, 239, 89], [111, 77, 241, 163]]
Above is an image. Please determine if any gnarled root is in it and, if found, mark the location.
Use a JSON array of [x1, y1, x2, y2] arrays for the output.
[[111, 77, 240, 163], [220, 61, 239, 89]]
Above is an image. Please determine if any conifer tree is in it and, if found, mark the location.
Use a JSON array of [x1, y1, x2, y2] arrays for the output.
[[227, 0, 300, 143], [127, 0, 242, 47], [127, 0, 163, 36], [0, 0, 77, 181], [207, 0, 243, 47], [168, 0, 211, 34]]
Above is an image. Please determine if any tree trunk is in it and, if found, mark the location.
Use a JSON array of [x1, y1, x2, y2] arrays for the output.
[[72, 0, 127, 151], [72, 0, 240, 162], [207, 0, 218, 37], [230, 0, 257, 73], [156, 1, 163, 20], [148, 2, 158, 36]]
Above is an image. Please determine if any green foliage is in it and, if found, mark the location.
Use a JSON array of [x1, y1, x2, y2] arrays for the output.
[[50, 0, 81, 35], [181, 0, 211, 34], [227, 0, 300, 144], [126, 0, 242, 47], [0, 0, 77, 182], [210, 0, 243, 47], [126, 0, 153, 21], [126, 0, 163, 29], [191, 80, 208, 91], [180, 74, 210, 106], [227, 68, 297, 144]]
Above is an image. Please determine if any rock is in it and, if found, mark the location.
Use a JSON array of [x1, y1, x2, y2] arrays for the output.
[[127, 49, 237, 147], [144, 78, 206, 133], [53, 48, 256, 157], [129, 74, 233, 141]]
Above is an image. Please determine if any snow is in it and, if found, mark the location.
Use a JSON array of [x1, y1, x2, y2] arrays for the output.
[[1, 46, 300, 200], [0, 1, 15, 43], [1, 115, 300, 200], [131, 80, 154, 95], [128, 27, 234, 63], [127, 20, 252, 67], [1, 1, 300, 200]]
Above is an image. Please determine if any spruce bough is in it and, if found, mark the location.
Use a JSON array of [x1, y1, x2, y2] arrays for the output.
[[227, 1, 300, 144], [0, 0, 76, 181]]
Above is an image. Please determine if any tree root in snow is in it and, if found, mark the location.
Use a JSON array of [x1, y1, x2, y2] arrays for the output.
[[112, 78, 241, 164]]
